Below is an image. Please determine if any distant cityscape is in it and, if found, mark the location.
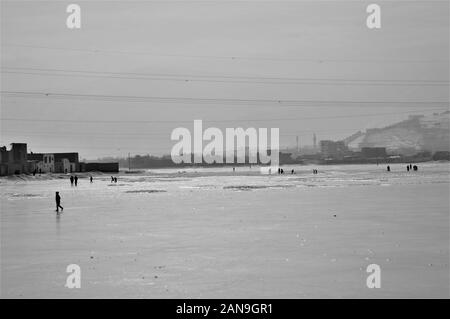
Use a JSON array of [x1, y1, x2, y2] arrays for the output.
[[100, 111, 450, 168], [1, 112, 449, 175], [0, 143, 119, 176], [283, 111, 450, 164]]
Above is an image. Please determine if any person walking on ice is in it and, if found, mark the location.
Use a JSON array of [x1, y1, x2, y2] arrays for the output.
[[55, 191, 64, 213]]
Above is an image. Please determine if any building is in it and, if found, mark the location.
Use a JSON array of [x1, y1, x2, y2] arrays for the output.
[[0, 143, 120, 175], [55, 158, 72, 174], [1, 143, 33, 175], [320, 140, 349, 159], [83, 162, 119, 173], [0, 143, 29, 176], [433, 151, 450, 161], [361, 147, 387, 159], [42, 154, 55, 173], [28, 152, 79, 173]]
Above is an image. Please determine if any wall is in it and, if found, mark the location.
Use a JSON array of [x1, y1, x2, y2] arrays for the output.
[[84, 162, 119, 172]]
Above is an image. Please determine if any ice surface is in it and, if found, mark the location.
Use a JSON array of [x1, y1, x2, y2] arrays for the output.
[[1, 163, 449, 298]]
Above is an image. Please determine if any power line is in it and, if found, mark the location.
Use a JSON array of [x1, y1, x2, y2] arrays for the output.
[[1, 108, 447, 124], [2, 91, 448, 107], [3, 44, 448, 64], [2, 67, 448, 87], [0, 128, 366, 138]]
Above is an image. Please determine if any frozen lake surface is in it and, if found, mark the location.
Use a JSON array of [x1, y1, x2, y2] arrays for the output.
[[1, 163, 449, 298]]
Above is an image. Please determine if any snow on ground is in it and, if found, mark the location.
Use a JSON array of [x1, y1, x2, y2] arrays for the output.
[[1, 163, 449, 298]]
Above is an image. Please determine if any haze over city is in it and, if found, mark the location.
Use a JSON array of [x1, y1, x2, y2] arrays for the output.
[[1, 0, 448, 159]]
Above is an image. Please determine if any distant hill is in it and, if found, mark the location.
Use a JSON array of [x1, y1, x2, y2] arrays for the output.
[[346, 111, 450, 154]]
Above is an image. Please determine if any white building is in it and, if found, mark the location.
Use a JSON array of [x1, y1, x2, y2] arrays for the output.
[[37, 154, 55, 173]]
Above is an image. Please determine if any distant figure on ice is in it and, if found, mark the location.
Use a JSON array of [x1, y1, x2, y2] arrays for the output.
[[409, 164, 413, 170], [280, 168, 284, 174], [387, 165, 391, 172], [291, 169, 295, 174], [70, 175, 74, 186], [55, 192, 64, 213], [233, 167, 235, 172], [90, 176, 93, 183], [111, 176, 114, 183], [114, 177, 118, 183], [413, 165, 418, 171], [407, 165, 410, 172], [74, 175, 78, 186]]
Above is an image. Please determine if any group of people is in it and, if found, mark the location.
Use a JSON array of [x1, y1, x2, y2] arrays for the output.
[[406, 164, 418, 172], [70, 175, 95, 186], [69, 175, 79, 186], [55, 162, 422, 213], [387, 164, 418, 172], [70, 175, 120, 186], [57, 174, 117, 212], [276, 168, 297, 174]]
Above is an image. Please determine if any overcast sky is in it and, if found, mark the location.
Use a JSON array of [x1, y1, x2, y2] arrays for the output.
[[1, 0, 448, 159]]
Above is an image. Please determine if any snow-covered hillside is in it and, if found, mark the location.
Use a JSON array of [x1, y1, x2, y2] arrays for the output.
[[346, 111, 450, 154]]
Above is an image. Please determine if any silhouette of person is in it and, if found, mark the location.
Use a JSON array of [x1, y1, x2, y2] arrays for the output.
[[74, 176, 78, 186], [114, 177, 118, 183], [55, 192, 63, 213], [111, 176, 114, 183], [90, 176, 93, 183], [407, 166, 410, 172], [413, 165, 418, 171], [70, 175, 74, 186], [291, 169, 294, 174], [280, 169, 284, 174], [387, 165, 390, 172]]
